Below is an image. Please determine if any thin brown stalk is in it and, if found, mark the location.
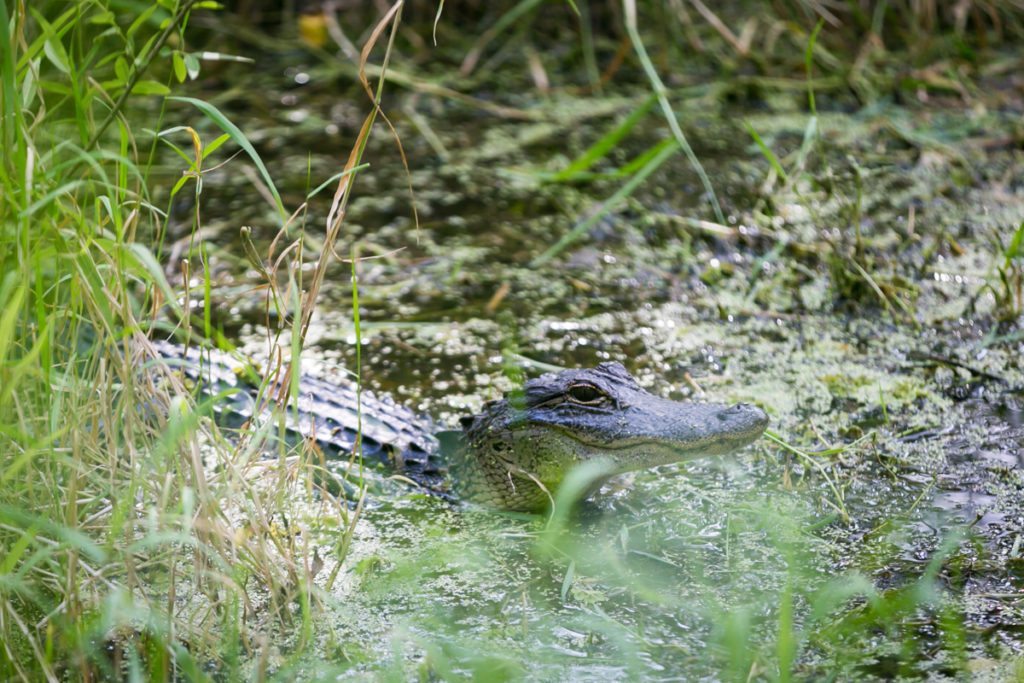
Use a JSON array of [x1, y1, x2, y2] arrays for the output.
[[294, 1, 405, 361]]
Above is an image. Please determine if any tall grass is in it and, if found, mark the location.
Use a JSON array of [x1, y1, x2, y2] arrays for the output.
[[3, 1, 200, 678], [0, 0, 417, 675], [0, 2, 366, 678]]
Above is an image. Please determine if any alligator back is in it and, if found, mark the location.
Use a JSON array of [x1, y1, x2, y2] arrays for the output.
[[152, 341, 445, 488]]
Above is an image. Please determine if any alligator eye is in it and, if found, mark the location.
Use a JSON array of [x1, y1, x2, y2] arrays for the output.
[[567, 383, 606, 405]]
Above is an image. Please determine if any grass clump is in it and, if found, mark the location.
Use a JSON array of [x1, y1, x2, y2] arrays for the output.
[[0, 2, 349, 679], [2, 1, 202, 677], [980, 220, 1024, 322]]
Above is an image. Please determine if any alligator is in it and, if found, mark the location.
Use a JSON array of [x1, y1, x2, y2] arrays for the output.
[[153, 342, 768, 511]]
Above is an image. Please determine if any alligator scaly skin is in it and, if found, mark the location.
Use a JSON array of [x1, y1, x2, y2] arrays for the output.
[[152, 341, 447, 489]]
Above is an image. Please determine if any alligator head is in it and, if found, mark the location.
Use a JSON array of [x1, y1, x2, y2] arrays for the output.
[[450, 361, 768, 511]]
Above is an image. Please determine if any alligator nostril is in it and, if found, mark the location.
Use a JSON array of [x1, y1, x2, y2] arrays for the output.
[[718, 403, 768, 422]]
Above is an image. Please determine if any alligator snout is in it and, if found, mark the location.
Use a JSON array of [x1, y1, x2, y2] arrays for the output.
[[718, 402, 769, 424]]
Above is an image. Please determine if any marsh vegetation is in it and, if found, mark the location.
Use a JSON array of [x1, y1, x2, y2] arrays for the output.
[[2, 1, 1024, 680]]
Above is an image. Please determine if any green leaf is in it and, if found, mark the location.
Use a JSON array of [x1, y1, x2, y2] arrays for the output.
[[74, 254, 116, 337], [127, 4, 159, 39], [184, 53, 200, 80], [43, 38, 70, 74], [0, 505, 106, 564], [0, 523, 36, 573], [0, 0, 18, 157], [0, 283, 26, 371], [169, 96, 287, 219], [560, 560, 575, 602], [805, 19, 825, 116], [135, 33, 160, 64], [114, 55, 129, 82], [36, 79, 72, 97], [172, 51, 186, 83], [89, 10, 116, 25], [1005, 221, 1024, 265], [19, 180, 85, 217], [170, 173, 192, 198], [615, 137, 677, 177], [21, 6, 75, 72], [98, 78, 126, 93], [20, 59, 37, 107], [0, 336, 59, 440], [124, 243, 185, 319], [132, 80, 170, 95], [194, 1, 225, 8], [202, 132, 232, 159]]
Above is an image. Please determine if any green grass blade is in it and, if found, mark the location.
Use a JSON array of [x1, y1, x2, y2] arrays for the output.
[[1005, 220, 1024, 265], [549, 94, 657, 182], [124, 242, 185, 319], [622, 0, 724, 224], [0, 0, 21, 168], [531, 139, 679, 266], [614, 137, 678, 177], [460, 0, 544, 75], [805, 19, 825, 116], [0, 505, 106, 564], [745, 121, 789, 184], [0, 282, 26, 370], [168, 95, 286, 219], [18, 180, 86, 217]]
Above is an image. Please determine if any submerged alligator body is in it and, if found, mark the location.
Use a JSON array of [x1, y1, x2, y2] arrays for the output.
[[154, 342, 768, 511]]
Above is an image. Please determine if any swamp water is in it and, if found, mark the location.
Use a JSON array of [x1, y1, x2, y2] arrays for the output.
[[156, 55, 1024, 680]]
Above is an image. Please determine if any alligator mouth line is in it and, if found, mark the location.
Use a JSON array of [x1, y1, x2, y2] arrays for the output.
[[548, 424, 768, 456]]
